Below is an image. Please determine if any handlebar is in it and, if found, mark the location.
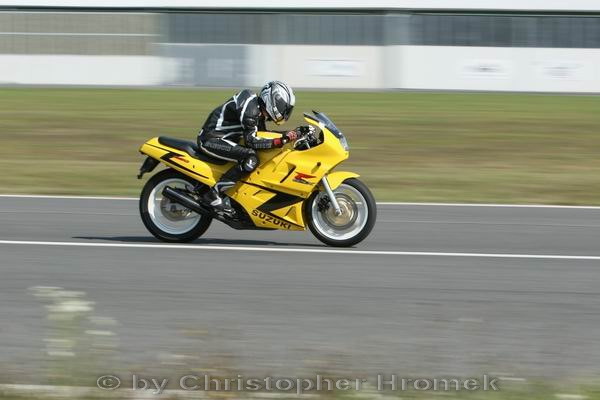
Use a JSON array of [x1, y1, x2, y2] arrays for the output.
[[293, 125, 318, 150]]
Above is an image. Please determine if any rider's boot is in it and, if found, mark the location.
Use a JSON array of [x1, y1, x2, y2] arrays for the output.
[[202, 165, 242, 213], [203, 183, 233, 212]]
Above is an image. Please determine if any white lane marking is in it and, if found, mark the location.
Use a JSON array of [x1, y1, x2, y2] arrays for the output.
[[0, 194, 137, 200], [1, 194, 600, 209], [0, 211, 136, 216], [377, 202, 600, 209], [1, 240, 599, 260], [0, 32, 158, 37]]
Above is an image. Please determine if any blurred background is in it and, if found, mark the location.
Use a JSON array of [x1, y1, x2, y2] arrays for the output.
[[2, 0, 600, 91], [1, 0, 600, 203]]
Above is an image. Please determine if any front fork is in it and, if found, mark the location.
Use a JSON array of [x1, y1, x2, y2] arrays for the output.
[[321, 177, 342, 216]]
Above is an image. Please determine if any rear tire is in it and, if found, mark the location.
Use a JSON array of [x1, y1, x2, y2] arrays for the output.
[[140, 169, 212, 243], [305, 178, 376, 247]]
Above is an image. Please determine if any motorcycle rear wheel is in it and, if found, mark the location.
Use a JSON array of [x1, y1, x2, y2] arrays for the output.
[[140, 169, 212, 243]]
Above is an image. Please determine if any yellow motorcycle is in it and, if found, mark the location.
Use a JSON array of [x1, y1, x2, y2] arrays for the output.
[[137, 111, 376, 247]]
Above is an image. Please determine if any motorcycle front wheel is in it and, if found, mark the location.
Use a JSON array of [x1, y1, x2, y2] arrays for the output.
[[305, 178, 377, 247], [139, 169, 212, 243]]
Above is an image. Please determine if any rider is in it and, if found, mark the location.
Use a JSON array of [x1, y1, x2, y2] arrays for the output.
[[197, 81, 298, 211]]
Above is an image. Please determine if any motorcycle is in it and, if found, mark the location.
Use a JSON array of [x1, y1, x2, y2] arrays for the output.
[[136, 111, 376, 247]]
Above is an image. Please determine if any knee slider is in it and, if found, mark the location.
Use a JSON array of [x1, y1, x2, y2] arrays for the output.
[[241, 155, 259, 172]]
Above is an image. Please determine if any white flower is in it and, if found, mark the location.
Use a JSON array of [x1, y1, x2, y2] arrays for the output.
[[85, 330, 114, 336], [48, 300, 94, 313]]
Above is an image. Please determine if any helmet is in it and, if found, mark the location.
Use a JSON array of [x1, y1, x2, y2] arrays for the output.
[[259, 81, 295, 125]]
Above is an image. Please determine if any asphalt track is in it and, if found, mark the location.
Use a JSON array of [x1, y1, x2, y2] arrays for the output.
[[1, 195, 600, 379]]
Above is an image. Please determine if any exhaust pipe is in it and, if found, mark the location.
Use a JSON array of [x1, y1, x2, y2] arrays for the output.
[[162, 186, 210, 216]]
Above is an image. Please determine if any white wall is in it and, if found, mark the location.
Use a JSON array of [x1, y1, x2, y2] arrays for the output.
[[398, 46, 600, 93], [4, 46, 600, 92], [0, 55, 168, 85], [0, 46, 384, 88], [248, 45, 385, 89], [245, 44, 600, 92]]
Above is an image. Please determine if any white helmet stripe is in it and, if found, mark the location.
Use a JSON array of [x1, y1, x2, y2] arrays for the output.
[[259, 80, 294, 124]]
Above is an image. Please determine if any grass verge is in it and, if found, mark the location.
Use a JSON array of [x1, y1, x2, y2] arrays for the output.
[[1, 88, 599, 204]]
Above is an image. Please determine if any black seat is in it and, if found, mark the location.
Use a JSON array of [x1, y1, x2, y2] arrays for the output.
[[158, 136, 228, 165]]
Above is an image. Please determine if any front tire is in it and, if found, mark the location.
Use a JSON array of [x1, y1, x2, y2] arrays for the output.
[[305, 178, 376, 247], [140, 169, 212, 243]]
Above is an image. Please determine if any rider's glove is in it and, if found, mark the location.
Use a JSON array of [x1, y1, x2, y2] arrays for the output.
[[285, 130, 299, 142], [273, 130, 298, 148]]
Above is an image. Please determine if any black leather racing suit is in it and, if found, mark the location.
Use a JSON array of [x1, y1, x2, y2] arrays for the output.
[[197, 89, 283, 191]]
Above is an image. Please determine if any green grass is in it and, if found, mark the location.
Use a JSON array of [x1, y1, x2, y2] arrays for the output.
[[1, 88, 600, 204]]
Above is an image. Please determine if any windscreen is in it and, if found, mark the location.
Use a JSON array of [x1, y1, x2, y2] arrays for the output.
[[311, 111, 344, 138]]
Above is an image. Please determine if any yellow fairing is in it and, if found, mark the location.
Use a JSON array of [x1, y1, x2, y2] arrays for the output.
[[139, 137, 231, 187], [325, 171, 360, 190], [139, 115, 353, 231], [243, 129, 348, 197], [228, 182, 306, 230]]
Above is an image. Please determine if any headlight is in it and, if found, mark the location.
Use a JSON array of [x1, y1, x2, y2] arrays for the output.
[[339, 135, 349, 151]]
